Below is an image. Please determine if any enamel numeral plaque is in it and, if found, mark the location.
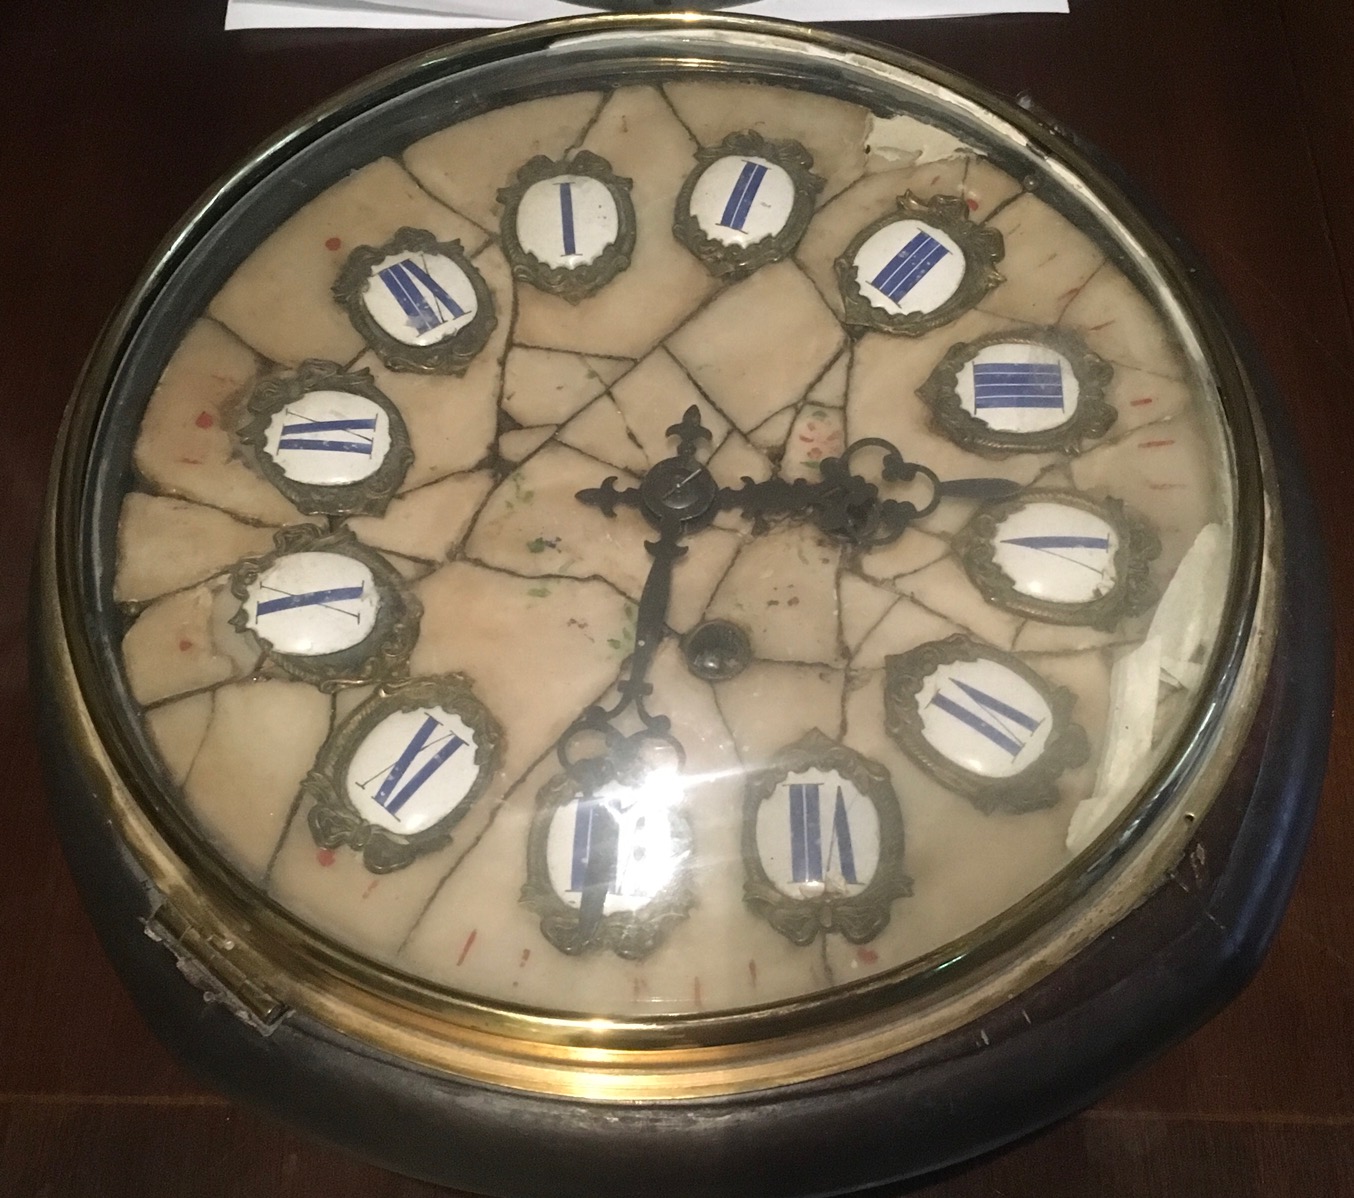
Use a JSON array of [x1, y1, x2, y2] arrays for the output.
[[332, 226, 496, 374], [918, 326, 1116, 456], [673, 131, 823, 278], [228, 525, 420, 690], [884, 635, 1089, 813], [498, 151, 636, 301], [301, 675, 503, 874], [836, 191, 1004, 336], [41, 14, 1328, 1198], [743, 730, 911, 946], [235, 360, 412, 517], [955, 491, 1161, 628], [522, 766, 695, 960]]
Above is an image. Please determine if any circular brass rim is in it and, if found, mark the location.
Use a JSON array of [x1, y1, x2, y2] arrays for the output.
[[42, 12, 1278, 1099]]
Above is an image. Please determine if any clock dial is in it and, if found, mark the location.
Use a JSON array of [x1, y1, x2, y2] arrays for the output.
[[674, 131, 823, 278], [333, 227, 497, 374], [95, 40, 1242, 1027], [883, 634, 1089, 813], [955, 490, 1161, 628], [237, 361, 412, 516], [227, 526, 421, 689], [524, 764, 696, 959], [918, 327, 1117, 455], [744, 729, 911, 947], [498, 151, 637, 301], [302, 675, 503, 873], [836, 192, 1005, 335]]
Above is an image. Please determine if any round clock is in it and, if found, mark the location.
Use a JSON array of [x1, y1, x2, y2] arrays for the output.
[[33, 13, 1332, 1197]]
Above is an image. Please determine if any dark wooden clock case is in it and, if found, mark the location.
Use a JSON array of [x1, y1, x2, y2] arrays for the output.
[[32, 20, 1332, 1198]]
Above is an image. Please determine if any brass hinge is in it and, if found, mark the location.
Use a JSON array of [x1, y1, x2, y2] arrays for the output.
[[144, 902, 289, 1034]]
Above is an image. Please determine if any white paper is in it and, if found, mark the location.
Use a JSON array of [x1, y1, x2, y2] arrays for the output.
[[227, 0, 1067, 32]]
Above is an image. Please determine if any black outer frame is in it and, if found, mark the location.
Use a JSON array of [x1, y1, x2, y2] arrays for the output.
[[30, 28, 1332, 1198]]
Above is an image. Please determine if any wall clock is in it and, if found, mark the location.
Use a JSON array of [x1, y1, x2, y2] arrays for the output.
[[33, 12, 1332, 1197]]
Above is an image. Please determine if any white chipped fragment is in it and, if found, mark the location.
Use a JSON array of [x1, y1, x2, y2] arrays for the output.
[[865, 114, 972, 171], [1066, 636, 1161, 853], [1065, 523, 1229, 853], [1149, 523, 1229, 690]]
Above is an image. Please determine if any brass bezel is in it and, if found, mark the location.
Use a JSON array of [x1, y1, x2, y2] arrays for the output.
[[835, 191, 1005, 337], [228, 524, 421, 692], [882, 634, 1091, 814], [673, 131, 824, 279], [302, 674, 505, 875], [498, 150, 637, 302], [953, 490, 1161, 629], [235, 359, 413, 518], [332, 226, 497, 375], [918, 326, 1116, 457], [41, 14, 1278, 1103], [742, 730, 912, 946]]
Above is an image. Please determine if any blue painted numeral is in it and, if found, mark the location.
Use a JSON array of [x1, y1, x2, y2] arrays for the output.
[[255, 584, 364, 619], [789, 783, 820, 884], [790, 783, 859, 885], [870, 231, 949, 302], [277, 412, 377, 456], [557, 182, 577, 256], [376, 258, 466, 336], [1003, 535, 1110, 550], [569, 798, 619, 893], [718, 160, 770, 233], [930, 678, 1043, 758], [972, 362, 1064, 410], [1001, 533, 1112, 577], [367, 713, 466, 817]]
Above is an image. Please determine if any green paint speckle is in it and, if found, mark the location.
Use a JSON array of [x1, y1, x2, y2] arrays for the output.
[[527, 585, 551, 598]]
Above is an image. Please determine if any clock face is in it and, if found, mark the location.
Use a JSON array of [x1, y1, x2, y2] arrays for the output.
[[86, 28, 1247, 1033]]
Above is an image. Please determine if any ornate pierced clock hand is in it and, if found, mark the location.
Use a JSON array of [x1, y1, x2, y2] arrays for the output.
[[571, 404, 1022, 737], [558, 409, 717, 941], [579, 403, 1023, 550]]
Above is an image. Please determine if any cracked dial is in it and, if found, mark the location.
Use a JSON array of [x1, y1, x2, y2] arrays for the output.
[[97, 32, 1240, 1023]]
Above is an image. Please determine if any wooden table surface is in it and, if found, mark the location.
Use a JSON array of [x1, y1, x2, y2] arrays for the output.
[[3, 1, 1351, 1194]]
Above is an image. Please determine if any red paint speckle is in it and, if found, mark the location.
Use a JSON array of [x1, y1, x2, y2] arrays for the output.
[[457, 929, 478, 967], [965, 196, 979, 211], [325, 236, 342, 251], [177, 639, 194, 652], [178, 457, 203, 465], [195, 411, 215, 429], [748, 960, 758, 987], [857, 948, 879, 966], [807, 448, 823, 460], [1138, 438, 1175, 449], [931, 174, 941, 185], [519, 949, 531, 967], [1130, 397, 1155, 407], [316, 848, 337, 867], [362, 879, 379, 900]]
